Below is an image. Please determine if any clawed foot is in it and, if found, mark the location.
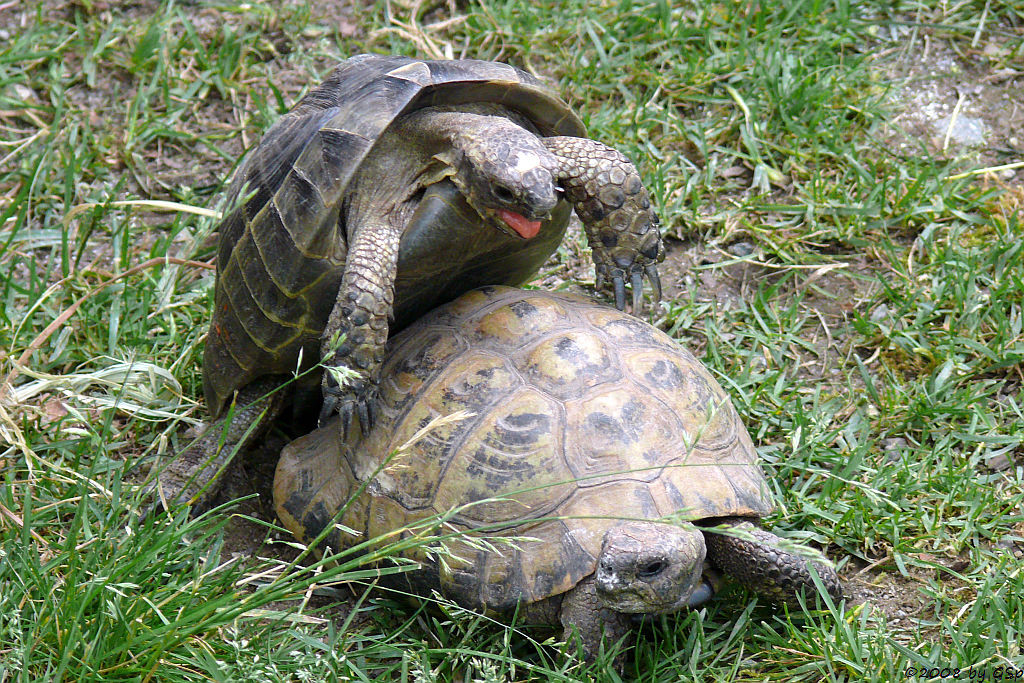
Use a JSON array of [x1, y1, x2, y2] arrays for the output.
[[538, 136, 664, 315], [594, 229, 664, 313], [318, 311, 386, 440], [319, 370, 378, 439], [596, 260, 663, 312]]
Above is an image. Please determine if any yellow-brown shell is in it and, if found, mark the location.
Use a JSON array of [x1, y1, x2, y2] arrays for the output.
[[274, 286, 772, 613]]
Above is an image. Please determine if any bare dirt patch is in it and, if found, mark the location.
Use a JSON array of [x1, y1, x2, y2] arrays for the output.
[[846, 560, 939, 637], [877, 30, 1024, 177]]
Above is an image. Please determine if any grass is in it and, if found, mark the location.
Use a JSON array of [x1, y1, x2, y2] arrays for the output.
[[2, 0, 1022, 680]]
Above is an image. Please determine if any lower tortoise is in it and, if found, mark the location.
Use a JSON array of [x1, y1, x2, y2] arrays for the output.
[[274, 286, 843, 660]]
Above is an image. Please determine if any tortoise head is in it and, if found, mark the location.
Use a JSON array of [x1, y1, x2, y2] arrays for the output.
[[445, 117, 559, 239], [594, 521, 706, 614]]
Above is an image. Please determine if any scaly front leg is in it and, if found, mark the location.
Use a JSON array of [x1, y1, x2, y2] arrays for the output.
[[704, 518, 844, 605], [557, 576, 633, 667], [319, 220, 403, 437], [542, 137, 664, 312]]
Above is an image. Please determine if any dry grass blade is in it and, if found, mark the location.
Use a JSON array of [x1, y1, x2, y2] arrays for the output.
[[62, 200, 223, 229], [372, 0, 458, 59], [0, 257, 214, 401]]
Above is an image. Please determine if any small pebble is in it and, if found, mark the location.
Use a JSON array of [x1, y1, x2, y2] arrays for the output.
[[1000, 167, 1018, 180], [985, 454, 1013, 472], [870, 304, 890, 323], [883, 437, 907, 451], [932, 115, 987, 146], [949, 559, 970, 572], [883, 437, 908, 463], [12, 83, 35, 101], [996, 537, 1017, 550], [728, 241, 755, 257]]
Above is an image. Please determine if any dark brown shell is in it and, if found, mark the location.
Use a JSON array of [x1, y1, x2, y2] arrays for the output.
[[203, 55, 586, 416], [275, 286, 773, 614]]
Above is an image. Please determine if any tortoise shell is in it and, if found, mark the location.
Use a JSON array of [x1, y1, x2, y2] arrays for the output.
[[274, 286, 772, 614], [204, 55, 586, 416]]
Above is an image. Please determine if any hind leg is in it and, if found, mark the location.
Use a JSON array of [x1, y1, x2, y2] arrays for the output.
[[149, 379, 284, 512]]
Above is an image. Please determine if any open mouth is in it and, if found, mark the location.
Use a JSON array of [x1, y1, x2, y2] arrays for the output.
[[496, 208, 542, 239]]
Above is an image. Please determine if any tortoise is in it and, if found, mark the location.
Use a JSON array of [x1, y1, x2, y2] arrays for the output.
[[274, 286, 843, 660], [155, 55, 663, 507]]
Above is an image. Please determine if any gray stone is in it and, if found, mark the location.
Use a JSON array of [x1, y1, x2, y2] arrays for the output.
[[883, 437, 909, 463], [996, 537, 1017, 550], [728, 241, 755, 257], [932, 115, 987, 146], [985, 453, 1013, 472]]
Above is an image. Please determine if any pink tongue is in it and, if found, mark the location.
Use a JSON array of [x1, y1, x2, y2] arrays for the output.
[[498, 209, 542, 239]]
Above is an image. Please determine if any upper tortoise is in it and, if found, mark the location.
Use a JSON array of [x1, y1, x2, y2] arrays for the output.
[[156, 55, 663, 507], [275, 286, 843, 661]]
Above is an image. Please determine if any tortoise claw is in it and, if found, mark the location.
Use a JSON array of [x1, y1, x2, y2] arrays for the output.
[[631, 270, 644, 313], [319, 371, 344, 427], [598, 259, 661, 313], [318, 392, 339, 428], [645, 264, 662, 302], [357, 399, 372, 434], [328, 393, 378, 441], [687, 568, 723, 608], [613, 274, 627, 311], [340, 402, 355, 440], [366, 398, 378, 430]]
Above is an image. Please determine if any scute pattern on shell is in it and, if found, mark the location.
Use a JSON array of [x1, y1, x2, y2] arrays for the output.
[[274, 286, 772, 613]]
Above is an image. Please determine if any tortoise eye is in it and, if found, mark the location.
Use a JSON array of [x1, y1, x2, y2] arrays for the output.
[[638, 560, 666, 579], [492, 184, 516, 204]]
